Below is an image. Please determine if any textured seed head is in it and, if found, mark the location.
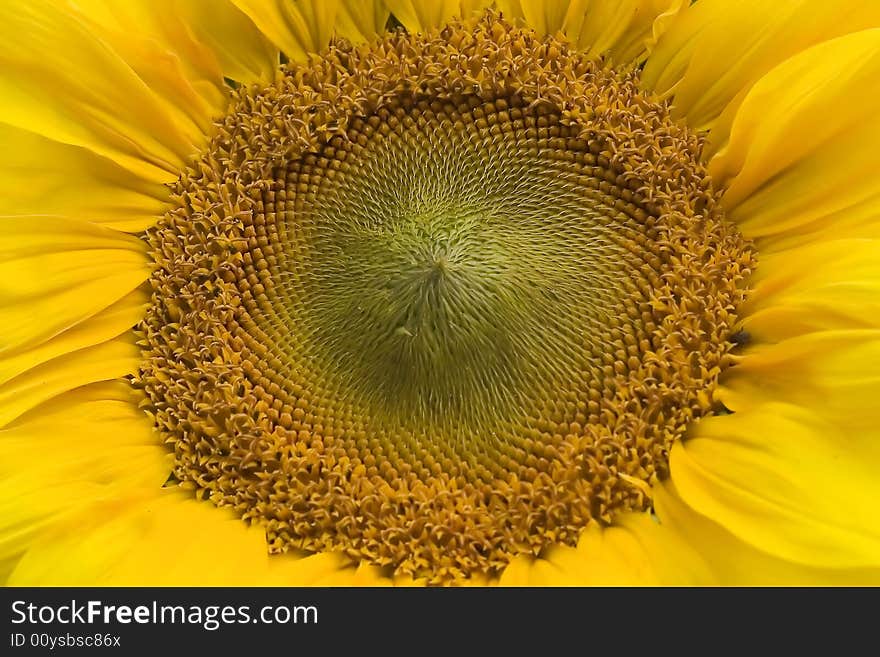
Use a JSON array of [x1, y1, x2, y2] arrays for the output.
[[137, 11, 754, 584]]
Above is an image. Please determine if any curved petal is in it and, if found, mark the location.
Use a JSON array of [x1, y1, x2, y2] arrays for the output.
[[0, 0, 208, 182], [497, 479, 880, 585], [495, 0, 684, 65], [68, 2, 224, 138], [0, 381, 377, 586], [385, 0, 489, 32], [6, 489, 271, 586], [0, 480, 108, 582], [267, 551, 360, 586], [75, 0, 278, 89], [495, 0, 579, 36], [673, 401, 880, 570], [572, 0, 686, 65], [309, 561, 394, 586], [0, 375, 391, 586], [0, 216, 150, 355], [642, 0, 880, 143], [743, 239, 880, 342], [0, 123, 169, 232], [0, 289, 147, 387], [499, 512, 714, 585], [5, 466, 385, 584], [708, 30, 880, 249], [0, 337, 141, 429], [0, 383, 168, 489], [337, 1, 392, 42], [719, 331, 880, 439], [652, 480, 880, 585], [0, 382, 169, 581], [1, 1, 279, 232], [232, 0, 388, 60]]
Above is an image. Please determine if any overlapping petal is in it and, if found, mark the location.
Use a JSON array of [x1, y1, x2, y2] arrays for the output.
[[0, 124, 169, 233], [708, 29, 880, 248], [642, 0, 880, 146], [232, 0, 388, 60], [0, 0, 207, 182], [386, 0, 490, 31], [0, 216, 151, 356], [0, 383, 169, 581], [493, 0, 684, 64], [743, 240, 880, 342], [673, 400, 880, 570]]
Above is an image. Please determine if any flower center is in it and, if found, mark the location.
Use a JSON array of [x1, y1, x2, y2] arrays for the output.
[[287, 94, 651, 435], [138, 12, 753, 583]]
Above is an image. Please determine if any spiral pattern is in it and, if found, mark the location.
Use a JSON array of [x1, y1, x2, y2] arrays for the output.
[[139, 12, 753, 583]]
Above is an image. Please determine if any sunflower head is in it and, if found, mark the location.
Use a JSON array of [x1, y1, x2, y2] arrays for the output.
[[137, 11, 752, 583], [3, 0, 879, 587]]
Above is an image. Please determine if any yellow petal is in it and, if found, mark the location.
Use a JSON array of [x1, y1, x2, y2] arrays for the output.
[[652, 480, 880, 585], [0, 0, 202, 182], [497, 554, 534, 586], [0, 480, 110, 582], [0, 381, 169, 580], [336, 0, 391, 42], [501, 507, 717, 585], [311, 562, 393, 586], [392, 573, 426, 587], [174, 0, 279, 85], [1, 0, 277, 231], [743, 239, 880, 342], [232, 0, 387, 60], [673, 402, 880, 569], [495, 0, 684, 65], [577, 0, 686, 65], [0, 337, 141, 428], [75, 0, 278, 89], [267, 551, 357, 586], [386, 0, 488, 32], [499, 475, 880, 584], [0, 380, 366, 585], [0, 123, 168, 232], [0, 216, 150, 355], [495, 0, 572, 35], [0, 289, 147, 387], [642, 0, 880, 140], [7, 489, 272, 586], [708, 29, 880, 250], [0, 382, 167, 486], [719, 331, 880, 441], [537, 513, 714, 585], [69, 1, 224, 139]]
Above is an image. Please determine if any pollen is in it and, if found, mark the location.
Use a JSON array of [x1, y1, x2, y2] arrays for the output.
[[138, 11, 754, 584]]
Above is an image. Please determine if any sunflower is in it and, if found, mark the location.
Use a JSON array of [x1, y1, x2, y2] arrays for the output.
[[2, 0, 879, 587]]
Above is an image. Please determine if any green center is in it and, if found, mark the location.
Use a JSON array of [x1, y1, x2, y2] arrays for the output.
[[270, 97, 646, 435]]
